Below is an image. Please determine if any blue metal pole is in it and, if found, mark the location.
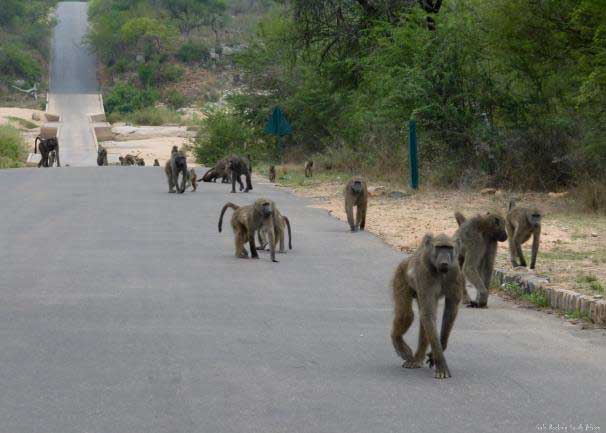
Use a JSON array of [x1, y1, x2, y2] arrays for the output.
[[409, 120, 419, 189]]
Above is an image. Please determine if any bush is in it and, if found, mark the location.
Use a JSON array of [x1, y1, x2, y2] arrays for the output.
[[176, 42, 210, 64], [158, 63, 184, 83], [125, 106, 181, 125], [164, 89, 188, 109], [104, 82, 159, 114], [0, 45, 42, 83], [0, 125, 26, 168], [575, 180, 606, 214]]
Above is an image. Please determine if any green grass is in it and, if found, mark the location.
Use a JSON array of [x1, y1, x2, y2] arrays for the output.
[[6, 116, 37, 129], [255, 162, 349, 187], [0, 125, 26, 168], [541, 248, 606, 264], [500, 282, 550, 308], [575, 274, 605, 293], [564, 309, 592, 321], [108, 106, 182, 126]]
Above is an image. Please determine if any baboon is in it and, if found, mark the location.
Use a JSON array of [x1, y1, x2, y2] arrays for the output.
[[186, 168, 198, 192], [97, 145, 108, 166], [344, 177, 368, 232], [305, 160, 313, 177], [227, 154, 253, 193], [164, 146, 188, 193], [391, 233, 464, 379], [135, 156, 145, 166], [257, 207, 292, 253], [119, 154, 137, 166], [202, 159, 230, 183], [218, 198, 279, 262], [269, 165, 276, 182], [454, 211, 508, 308], [506, 202, 542, 269], [153, 159, 160, 167], [48, 150, 57, 167], [34, 136, 60, 168]]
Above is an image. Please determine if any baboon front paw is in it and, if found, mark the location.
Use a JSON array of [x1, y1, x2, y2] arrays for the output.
[[434, 364, 451, 379], [467, 301, 488, 308], [350, 227, 358, 232], [403, 359, 423, 369], [272, 259, 279, 263]]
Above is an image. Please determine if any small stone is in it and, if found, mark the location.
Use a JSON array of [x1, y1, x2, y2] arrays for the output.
[[480, 188, 497, 195], [591, 232, 598, 237]]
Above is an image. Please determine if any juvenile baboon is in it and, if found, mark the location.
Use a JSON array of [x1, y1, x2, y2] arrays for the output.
[[227, 154, 253, 193], [269, 165, 276, 182], [218, 199, 279, 262], [164, 146, 188, 193], [48, 150, 57, 167], [186, 168, 198, 192], [454, 211, 508, 308], [305, 160, 313, 177], [135, 156, 145, 166], [257, 208, 292, 253], [506, 202, 542, 269], [391, 233, 464, 379], [97, 145, 108, 166], [344, 177, 368, 232], [202, 159, 230, 183], [153, 159, 160, 167], [34, 136, 60, 168]]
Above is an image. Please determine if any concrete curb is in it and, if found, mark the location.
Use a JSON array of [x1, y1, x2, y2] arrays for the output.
[[494, 268, 606, 324]]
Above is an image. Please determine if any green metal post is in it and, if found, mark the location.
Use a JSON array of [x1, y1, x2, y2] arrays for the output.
[[409, 120, 419, 189]]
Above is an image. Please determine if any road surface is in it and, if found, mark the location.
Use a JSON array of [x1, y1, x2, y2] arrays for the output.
[[1, 168, 604, 433], [48, 1, 102, 166]]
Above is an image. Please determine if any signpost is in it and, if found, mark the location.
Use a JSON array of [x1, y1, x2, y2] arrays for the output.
[[408, 120, 419, 190], [265, 106, 292, 161]]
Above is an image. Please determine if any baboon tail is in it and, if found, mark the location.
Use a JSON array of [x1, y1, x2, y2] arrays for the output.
[[454, 211, 466, 227], [218, 202, 239, 232], [508, 199, 516, 211], [283, 216, 292, 250]]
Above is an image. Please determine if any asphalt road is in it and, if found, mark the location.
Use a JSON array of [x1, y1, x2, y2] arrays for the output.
[[1, 168, 605, 433], [48, 2, 101, 167]]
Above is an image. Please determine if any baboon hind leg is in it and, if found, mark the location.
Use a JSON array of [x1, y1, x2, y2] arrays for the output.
[[514, 228, 527, 267], [417, 294, 450, 379], [345, 201, 356, 232], [463, 256, 489, 308], [427, 294, 460, 368], [357, 202, 367, 231], [391, 284, 415, 362], [530, 229, 540, 270]]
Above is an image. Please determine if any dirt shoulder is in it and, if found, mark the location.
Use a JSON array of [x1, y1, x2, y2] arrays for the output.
[[270, 167, 606, 300]]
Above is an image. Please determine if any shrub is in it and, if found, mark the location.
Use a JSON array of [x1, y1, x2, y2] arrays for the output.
[[104, 83, 159, 114], [0, 45, 42, 83], [164, 89, 188, 109], [0, 125, 26, 168], [176, 42, 210, 64], [575, 180, 606, 214], [158, 63, 184, 83], [125, 106, 181, 125]]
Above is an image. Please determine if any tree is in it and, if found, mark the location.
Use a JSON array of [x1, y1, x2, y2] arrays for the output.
[[161, 0, 227, 37]]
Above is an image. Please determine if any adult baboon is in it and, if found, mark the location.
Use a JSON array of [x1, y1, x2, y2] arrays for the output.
[[218, 198, 278, 262], [186, 168, 198, 192], [202, 159, 230, 183], [153, 159, 160, 167], [344, 177, 368, 232], [257, 207, 292, 253], [506, 202, 542, 269], [119, 154, 137, 166], [305, 160, 313, 177], [391, 233, 464, 379], [269, 165, 276, 182], [34, 136, 60, 168], [227, 154, 253, 193], [97, 145, 108, 166], [164, 146, 187, 193], [454, 211, 508, 308]]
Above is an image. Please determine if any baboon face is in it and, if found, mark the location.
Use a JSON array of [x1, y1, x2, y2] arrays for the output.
[[351, 181, 363, 194], [426, 235, 456, 273], [528, 211, 542, 228], [489, 214, 508, 242], [175, 155, 187, 169], [260, 201, 273, 218]]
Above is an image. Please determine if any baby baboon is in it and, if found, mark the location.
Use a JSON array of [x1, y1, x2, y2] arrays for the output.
[[344, 177, 368, 232], [218, 198, 279, 262], [391, 233, 464, 379], [48, 150, 57, 167], [257, 207, 292, 253], [164, 146, 188, 193], [454, 211, 508, 308], [305, 160, 313, 177], [506, 202, 542, 269], [97, 145, 108, 166], [227, 154, 253, 193], [153, 159, 160, 167], [186, 168, 198, 192], [269, 165, 276, 182], [34, 136, 60, 168]]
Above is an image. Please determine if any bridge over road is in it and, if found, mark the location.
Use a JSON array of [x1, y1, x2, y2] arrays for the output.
[[1, 167, 605, 433]]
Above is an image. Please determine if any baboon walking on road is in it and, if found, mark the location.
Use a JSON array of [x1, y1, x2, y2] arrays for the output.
[[391, 233, 464, 379], [506, 202, 542, 269], [218, 199, 279, 262], [269, 165, 276, 182], [97, 145, 108, 166], [164, 146, 188, 193], [305, 160, 313, 177], [454, 212, 508, 308], [186, 168, 198, 192], [227, 154, 253, 193], [344, 177, 368, 232], [257, 207, 292, 253], [34, 136, 60, 168]]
